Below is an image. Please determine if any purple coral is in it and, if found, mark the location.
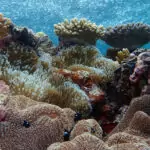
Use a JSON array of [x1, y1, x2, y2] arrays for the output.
[[130, 52, 150, 83]]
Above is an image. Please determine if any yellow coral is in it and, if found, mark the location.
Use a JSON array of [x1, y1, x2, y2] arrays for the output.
[[0, 13, 12, 39], [116, 48, 130, 63], [54, 18, 104, 45]]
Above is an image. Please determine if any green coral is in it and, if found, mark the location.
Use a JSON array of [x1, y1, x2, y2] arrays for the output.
[[116, 48, 130, 63]]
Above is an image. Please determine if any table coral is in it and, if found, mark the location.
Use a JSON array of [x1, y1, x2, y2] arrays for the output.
[[0, 95, 75, 150], [54, 18, 104, 45], [102, 23, 150, 49]]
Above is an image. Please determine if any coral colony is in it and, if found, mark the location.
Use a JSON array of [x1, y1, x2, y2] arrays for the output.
[[0, 13, 149, 150]]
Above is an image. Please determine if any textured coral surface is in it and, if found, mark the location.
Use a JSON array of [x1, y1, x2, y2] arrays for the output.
[[0, 95, 75, 150]]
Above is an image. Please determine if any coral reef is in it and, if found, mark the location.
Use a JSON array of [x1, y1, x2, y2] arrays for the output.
[[0, 13, 150, 150], [54, 18, 104, 45], [48, 94, 150, 150], [102, 23, 150, 49]]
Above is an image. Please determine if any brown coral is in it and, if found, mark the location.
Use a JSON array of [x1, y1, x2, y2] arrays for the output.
[[0, 95, 75, 150], [102, 23, 150, 49], [70, 119, 103, 140], [0, 42, 39, 72], [0, 13, 12, 39], [48, 94, 150, 150]]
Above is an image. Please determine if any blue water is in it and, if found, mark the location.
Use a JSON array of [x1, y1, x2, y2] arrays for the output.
[[1, 0, 150, 55]]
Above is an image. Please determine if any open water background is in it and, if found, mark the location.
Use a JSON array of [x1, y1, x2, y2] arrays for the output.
[[1, 0, 150, 54]]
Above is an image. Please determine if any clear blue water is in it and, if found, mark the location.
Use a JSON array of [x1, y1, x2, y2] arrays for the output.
[[1, 0, 150, 54]]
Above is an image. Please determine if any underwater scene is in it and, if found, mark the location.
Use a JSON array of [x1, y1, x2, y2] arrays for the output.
[[0, 0, 150, 149]]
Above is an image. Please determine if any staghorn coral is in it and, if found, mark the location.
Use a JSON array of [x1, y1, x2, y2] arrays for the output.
[[52, 45, 100, 68], [116, 48, 130, 64], [54, 18, 104, 45], [102, 23, 150, 49], [0, 95, 75, 150], [0, 13, 12, 39]]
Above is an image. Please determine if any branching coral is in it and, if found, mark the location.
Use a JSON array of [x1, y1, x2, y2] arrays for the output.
[[54, 18, 104, 45], [102, 23, 150, 49], [116, 48, 130, 64], [0, 95, 75, 150], [0, 13, 12, 39], [52, 45, 100, 68]]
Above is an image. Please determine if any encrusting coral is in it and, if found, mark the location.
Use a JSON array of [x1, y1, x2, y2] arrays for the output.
[[48, 94, 150, 150], [102, 23, 150, 49], [70, 119, 103, 140], [0, 94, 76, 150], [54, 18, 104, 45]]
